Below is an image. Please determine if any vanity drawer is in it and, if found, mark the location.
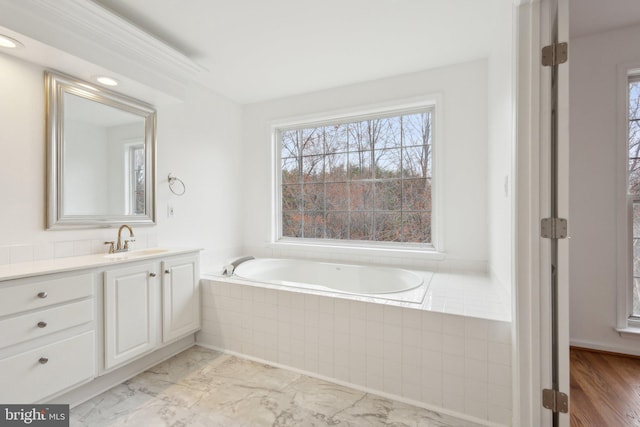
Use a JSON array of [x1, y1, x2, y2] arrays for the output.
[[0, 331, 95, 403], [0, 273, 93, 317], [0, 300, 94, 349]]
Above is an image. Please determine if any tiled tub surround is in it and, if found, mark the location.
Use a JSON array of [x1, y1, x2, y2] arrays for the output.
[[198, 276, 513, 426]]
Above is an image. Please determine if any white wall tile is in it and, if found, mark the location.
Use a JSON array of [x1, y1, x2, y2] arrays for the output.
[[403, 307, 422, 329], [334, 298, 350, 318], [383, 323, 402, 344], [488, 362, 511, 387], [334, 332, 349, 352], [304, 294, 319, 311], [10, 245, 33, 263], [277, 290, 292, 307], [442, 314, 466, 336], [366, 337, 384, 360], [465, 338, 488, 361], [366, 303, 384, 323], [334, 363, 350, 382], [349, 300, 367, 320], [52, 240, 73, 258], [403, 326, 422, 347], [421, 330, 443, 352], [198, 280, 511, 424], [350, 318, 367, 337], [73, 240, 91, 256], [350, 365, 366, 385], [402, 379, 422, 402], [488, 384, 512, 409], [319, 297, 334, 314], [33, 242, 54, 261], [465, 318, 489, 339], [489, 342, 512, 366], [0, 247, 9, 265], [442, 374, 465, 412], [383, 341, 402, 363], [422, 349, 443, 372], [465, 358, 488, 382], [488, 321, 512, 344], [442, 334, 465, 356], [402, 344, 422, 367], [383, 305, 403, 326], [442, 355, 465, 375]]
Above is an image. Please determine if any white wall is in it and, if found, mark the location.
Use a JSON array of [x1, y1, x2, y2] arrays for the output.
[[0, 52, 244, 269], [487, 2, 514, 292], [241, 60, 489, 270], [569, 23, 640, 354]]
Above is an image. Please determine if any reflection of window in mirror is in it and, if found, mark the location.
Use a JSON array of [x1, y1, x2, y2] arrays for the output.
[[125, 142, 145, 215]]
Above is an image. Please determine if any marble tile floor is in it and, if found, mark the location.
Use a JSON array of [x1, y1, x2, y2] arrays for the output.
[[71, 345, 485, 427]]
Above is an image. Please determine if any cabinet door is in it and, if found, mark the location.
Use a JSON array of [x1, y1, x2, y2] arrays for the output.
[[104, 263, 158, 370], [162, 255, 200, 343]]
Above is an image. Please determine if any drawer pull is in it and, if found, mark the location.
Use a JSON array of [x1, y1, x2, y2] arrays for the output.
[[164, 270, 170, 274], [38, 357, 49, 364], [37, 292, 48, 299], [149, 272, 157, 277], [37, 321, 48, 328]]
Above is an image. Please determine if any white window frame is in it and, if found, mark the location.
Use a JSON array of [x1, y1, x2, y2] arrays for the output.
[[270, 95, 445, 259], [123, 140, 145, 216], [616, 64, 640, 334]]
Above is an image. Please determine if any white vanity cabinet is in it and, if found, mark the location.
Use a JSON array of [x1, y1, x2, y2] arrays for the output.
[[0, 272, 96, 404], [104, 263, 159, 370], [103, 252, 200, 371], [0, 248, 200, 404], [162, 255, 200, 343]]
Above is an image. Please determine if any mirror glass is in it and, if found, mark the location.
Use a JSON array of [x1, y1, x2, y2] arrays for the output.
[[46, 71, 156, 228]]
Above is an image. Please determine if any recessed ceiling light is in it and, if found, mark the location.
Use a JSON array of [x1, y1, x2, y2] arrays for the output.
[[0, 34, 24, 49], [96, 76, 118, 86]]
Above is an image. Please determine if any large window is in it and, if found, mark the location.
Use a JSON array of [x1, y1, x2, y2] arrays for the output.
[[277, 108, 433, 246], [629, 76, 640, 317]]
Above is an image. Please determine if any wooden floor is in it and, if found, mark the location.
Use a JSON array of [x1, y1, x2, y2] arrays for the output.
[[570, 347, 640, 426]]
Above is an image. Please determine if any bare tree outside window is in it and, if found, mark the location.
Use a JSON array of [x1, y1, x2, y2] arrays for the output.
[[279, 109, 433, 244]]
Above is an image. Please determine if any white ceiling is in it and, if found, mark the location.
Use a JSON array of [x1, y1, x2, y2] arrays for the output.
[[570, 0, 640, 39], [92, 0, 505, 104]]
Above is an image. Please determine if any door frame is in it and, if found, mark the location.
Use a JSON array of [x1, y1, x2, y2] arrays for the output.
[[514, 0, 570, 426]]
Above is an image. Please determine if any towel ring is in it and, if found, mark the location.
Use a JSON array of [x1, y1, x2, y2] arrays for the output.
[[168, 173, 186, 196]]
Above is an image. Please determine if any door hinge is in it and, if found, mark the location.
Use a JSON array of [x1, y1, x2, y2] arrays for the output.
[[542, 42, 568, 66], [541, 218, 568, 239], [542, 388, 569, 413]]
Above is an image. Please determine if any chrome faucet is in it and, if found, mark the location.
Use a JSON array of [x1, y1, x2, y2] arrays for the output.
[[104, 224, 135, 254]]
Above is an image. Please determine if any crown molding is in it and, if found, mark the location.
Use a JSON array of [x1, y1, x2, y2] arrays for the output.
[[0, 0, 205, 101], [35, 0, 205, 76]]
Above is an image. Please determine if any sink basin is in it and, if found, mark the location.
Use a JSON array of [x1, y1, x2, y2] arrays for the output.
[[104, 248, 170, 259]]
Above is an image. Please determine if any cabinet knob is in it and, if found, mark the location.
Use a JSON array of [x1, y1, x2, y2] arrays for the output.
[[149, 272, 157, 277], [37, 321, 47, 328], [39, 357, 49, 364], [37, 292, 48, 299], [164, 269, 170, 274]]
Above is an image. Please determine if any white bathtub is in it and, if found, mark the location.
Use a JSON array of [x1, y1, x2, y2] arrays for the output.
[[231, 258, 429, 303]]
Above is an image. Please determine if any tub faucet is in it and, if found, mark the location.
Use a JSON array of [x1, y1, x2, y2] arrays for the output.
[[222, 256, 255, 276], [115, 224, 135, 252]]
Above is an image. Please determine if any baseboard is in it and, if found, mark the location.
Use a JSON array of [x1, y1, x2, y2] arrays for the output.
[[569, 339, 640, 358], [195, 342, 509, 427]]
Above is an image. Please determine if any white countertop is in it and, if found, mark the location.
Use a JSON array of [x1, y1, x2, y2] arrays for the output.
[[0, 248, 201, 282]]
